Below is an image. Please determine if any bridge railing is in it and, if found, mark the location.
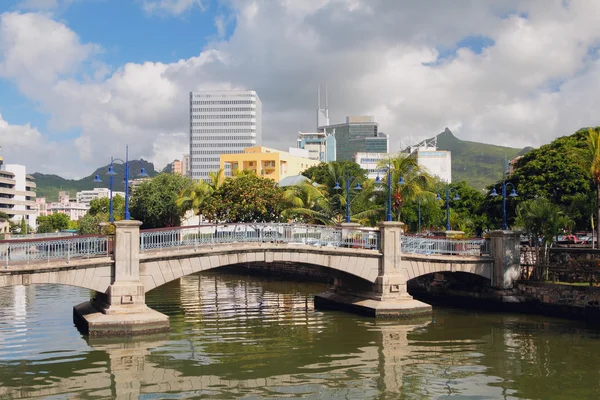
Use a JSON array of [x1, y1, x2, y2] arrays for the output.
[[139, 223, 380, 252], [0, 235, 111, 268], [401, 236, 490, 256]]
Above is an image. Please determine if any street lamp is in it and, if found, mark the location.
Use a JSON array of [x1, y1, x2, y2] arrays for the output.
[[437, 188, 460, 231], [93, 145, 148, 221], [375, 168, 405, 222], [333, 175, 363, 223], [490, 182, 518, 230]]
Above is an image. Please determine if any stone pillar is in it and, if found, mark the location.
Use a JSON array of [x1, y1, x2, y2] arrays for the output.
[[488, 230, 520, 289], [102, 220, 146, 312], [73, 220, 169, 336], [377, 221, 409, 299]]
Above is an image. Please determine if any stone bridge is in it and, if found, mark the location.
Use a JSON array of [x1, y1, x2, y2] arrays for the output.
[[0, 221, 519, 336]]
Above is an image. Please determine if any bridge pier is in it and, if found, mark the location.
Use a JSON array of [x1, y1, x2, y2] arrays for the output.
[[74, 220, 169, 336], [315, 222, 432, 318], [489, 230, 520, 289]]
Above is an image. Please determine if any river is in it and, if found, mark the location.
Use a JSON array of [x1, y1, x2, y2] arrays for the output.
[[0, 270, 599, 399]]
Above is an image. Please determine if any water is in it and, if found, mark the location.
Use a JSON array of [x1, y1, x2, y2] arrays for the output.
[[1, 271, 599, 399]]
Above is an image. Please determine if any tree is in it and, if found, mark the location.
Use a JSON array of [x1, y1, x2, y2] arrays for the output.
[[129, 173, 193, 229], [515, 198, 574, 280], [282, 180, 334, 224], [571, 127, 600, 248], [488, 129, 592, 231], [302, 161, 367, 188], [37, 213, 70, 233], [88, 195, 125, 219], [78, 213, 109, 235], [20, 217, 27, 234], [375, 154, 432, 221], [446, 181, 489, 236], [203, 173, 285, 223]]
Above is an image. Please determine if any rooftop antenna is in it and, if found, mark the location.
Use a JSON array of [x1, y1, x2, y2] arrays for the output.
[[325, 83, 329, 120]]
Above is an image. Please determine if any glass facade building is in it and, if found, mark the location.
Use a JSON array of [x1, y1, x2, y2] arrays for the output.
[[319, 116, 388, 161]]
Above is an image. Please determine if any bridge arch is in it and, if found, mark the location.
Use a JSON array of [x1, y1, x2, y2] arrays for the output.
[[139, 243, 382, 293], [400, 254, 492, 282], [0, 258, 114, 293]]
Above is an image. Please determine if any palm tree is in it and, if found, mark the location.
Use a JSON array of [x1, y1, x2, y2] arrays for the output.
[[282, 181, 334, 225], [580, 128, 600, 249], [515, 198, 573, 280], [177, 169, 225, 220], [376, 154, 433, 222]]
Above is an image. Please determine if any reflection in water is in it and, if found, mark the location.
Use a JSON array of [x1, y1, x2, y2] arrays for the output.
[[0, 272, 599, 399]]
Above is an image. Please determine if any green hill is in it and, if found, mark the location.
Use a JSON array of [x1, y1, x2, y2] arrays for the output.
[[32, 159, 160, 201], [433, 128, 532, 190]]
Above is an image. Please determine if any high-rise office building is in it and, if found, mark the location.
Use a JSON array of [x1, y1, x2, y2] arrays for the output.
[[319, 116, 388, 161], [189, 90, 262, 180]]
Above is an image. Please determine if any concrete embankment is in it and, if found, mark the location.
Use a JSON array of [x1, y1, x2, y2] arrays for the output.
[[408, 273, 600, 323]]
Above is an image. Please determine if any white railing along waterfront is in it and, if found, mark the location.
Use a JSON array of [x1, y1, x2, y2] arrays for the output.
[[139, 223, 380, 252], [1, 235, 111, 268], [402, 236, 490, 256]]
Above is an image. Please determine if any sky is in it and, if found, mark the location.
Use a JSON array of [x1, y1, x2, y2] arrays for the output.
[[1, 0, 600, 178]]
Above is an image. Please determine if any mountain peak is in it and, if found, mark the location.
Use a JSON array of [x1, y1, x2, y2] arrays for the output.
[[439, 127, 456, 139]]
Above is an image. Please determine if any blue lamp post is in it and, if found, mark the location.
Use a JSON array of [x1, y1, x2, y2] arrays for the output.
[[375, 168, 405, 222], [333, 175, 363, 223], [490, 182, 518, 230], [437, 188, 459, 231], [93, 145, 148, 221]]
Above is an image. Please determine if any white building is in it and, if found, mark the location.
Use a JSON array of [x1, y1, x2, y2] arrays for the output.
[[354, 152, 388, 180], [356, 148, 452, 183], [0, 161, 37, 229], [189, 90, 262, 181], [76, 188, 125, 207], [48, 193, 89, 221], [413, 148, 452, 183]]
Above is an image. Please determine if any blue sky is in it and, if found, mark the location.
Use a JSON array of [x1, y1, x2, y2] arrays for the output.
[[0, 0, 228, 143], [1, 0, 600, 177]]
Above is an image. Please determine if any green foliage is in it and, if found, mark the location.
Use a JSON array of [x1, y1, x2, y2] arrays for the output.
[[302, 161, 370, 222], [88, 195, 125, 218], [515, 198, 574, 279], [401, 194, 444, 233], [176, 170, 223, 217], [447, 181, 489, 236], [282, 181, 334, 224], [486, 129, 592, 231], [78, 213, 109, 235], [130, 173, 193, 229], [19, 217, 27, 234], [302, 161, 367, 186], [203, 173, 285, 223], [37, 213, 70, 233]]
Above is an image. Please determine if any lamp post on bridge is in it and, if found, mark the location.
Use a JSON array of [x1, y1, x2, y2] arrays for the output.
[[374, 165, 405, 222], [437, 187, 459, 231], [94, 145, 148, 221], [489, 182, 518, 230], [333, 175, 363, 223]]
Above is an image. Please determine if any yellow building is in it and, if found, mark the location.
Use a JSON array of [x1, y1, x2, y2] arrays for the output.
[[220, 147, 320, 182]]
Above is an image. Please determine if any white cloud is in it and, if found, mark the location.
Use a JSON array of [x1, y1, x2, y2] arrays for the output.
[[2, 1, 600, 178], [0, 114, 77, 177], [141, 0, 205, 16]]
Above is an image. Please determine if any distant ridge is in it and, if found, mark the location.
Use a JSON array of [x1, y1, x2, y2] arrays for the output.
[[433, 128, 530, 190], [32, 159, 159, 201]]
